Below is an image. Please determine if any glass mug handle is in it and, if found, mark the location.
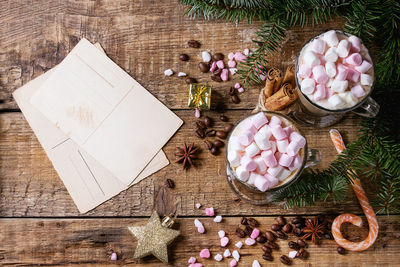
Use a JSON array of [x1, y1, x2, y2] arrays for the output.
[[352, 97, 380, 118], [305, 148, 321, 168]]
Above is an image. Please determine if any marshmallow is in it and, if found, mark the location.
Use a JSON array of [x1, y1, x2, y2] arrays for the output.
[[279, 154, 294, 167], [327, 87, 335, 98], [328, 94, 345, 108], [254, 156, 267, 174], [205, 207, 214, 216], [228, 52, 235, 60], [251, 112, 269, 129], [230, 136, 244, 151], [188, 256, 196, 264], [216, 60, 224, 69], [253, 260, 262, 267], [346, 53, 362, 66], [229, 68, 237, 75], [323, 30, 339, 47], [289, 250, 298, 259], [195, 203, 201, 209], [269, 116, 282, 127], [242, 119, 258, 134], [301, 78, 316, 95], [201, 51, 211, 62], [200, 249, 210, 258], [312, 65, 329, 84], [228, 150, 241, 167], [347, 68, 360, 83], [289, 154, 303, 171], [276, 168, 292, 181], [314, 84, 327, 101], [251, 228, 260, 239], [289, 132, 306, 146], [360, 73, 373, 86], [327, 78, 334, 88], [240, 156, 257, 172], [261, 150, 278, 167], [311, 39, 326, 54], [238, 87, 244, 93], [214, 215, 222, 223], [221, 68, 229, 81], [254, 175, 269, 192], [197, 225, 205, 234], [245, 237, 256, 245], [287, 139, 305, 157], [336, 64, 349, 81], [298, 64, 312, 78], [277, 139, 289, 153], [214, 254, 223, 261], [224, 249, 231, 258], [325, 62, 337, 78], [235, 166, 250, 181], [267, 165, 283, 176], [271, 125, 288, 140], [238, 131, 254, 146], [348, 35, 361, 52], [331, 79, 348, 93], [232, 250, 240, 261], [254, 131, 271, 150], [218, 230, 225, 238], [324, 47, 338, 62], [234, 52, 247, 62], [178, 72, 187, 77], [221, 236, 230, 247], [244, 48, 250, 55], [339, 92, 358, 106], [210, 61, 217, 72], [235, 241, 243, 249], [247, 172, 257, 185], [337, 39, 351, 58], [245, 142, 260, 158], [234, 82, 241, 89], [265, 174, 279, 187], [351, 84, 366, 98], [283, 126, 293, 137], [164, 69, 173, 76], [230, 259, 238, 267], [194, 219, 203, 228], [228, 60, 237, 68], [303, 51, 320, 67], [355, 60, 372, 73]]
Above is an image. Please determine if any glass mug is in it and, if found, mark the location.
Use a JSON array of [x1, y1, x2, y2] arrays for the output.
[[225, 111, 321, 205], [292, 30, 380, 127]]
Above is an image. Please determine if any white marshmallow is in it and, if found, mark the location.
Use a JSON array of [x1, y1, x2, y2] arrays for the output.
[[289, 251, 298, 259], [201, 51, 211, 62], [178, 72, 187, 77], [164, 69, 173, 76], [232, 250, 240, 261], [337, 39, 351, 58], [328, 94, 345, 107], [254, 156, 267, 174], [331, 79, 348, 93], [360, 73, 373, 86], [303, 51, 320, 67], [325, 62, 337, 78], [223, 249, 231, 258], [276, 168, 292, 181], [245, 142, 260, 158], [218, 230, 226, 238], [248, 172, 258, 185], [254, 132, 271, 150], [323, 30, 339, 47], [258, 124, 272, 138], [267, 165, 283, 177], [324, 47, 338, 62], [230, 136, 244, 152], [228, 150, 241, 167], [339, 92, 357, 106], [301, 78, 316, 95], [277, 139, 289, 154], [252, 260, 262, 267], [235, 166, 250, 181]]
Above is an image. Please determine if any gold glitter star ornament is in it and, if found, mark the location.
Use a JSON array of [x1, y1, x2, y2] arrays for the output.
[[128, 211, 180, 263]]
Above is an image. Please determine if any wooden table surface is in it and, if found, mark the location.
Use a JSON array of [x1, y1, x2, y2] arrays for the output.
[[1, 1, 399, 266]]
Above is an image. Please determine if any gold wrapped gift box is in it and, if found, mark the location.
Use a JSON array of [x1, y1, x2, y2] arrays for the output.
[[188, 83, 211, 110]]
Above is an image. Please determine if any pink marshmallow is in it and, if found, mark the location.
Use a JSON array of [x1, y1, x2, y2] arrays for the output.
[[234, 82, 241, 89], [238, 87, 244, 93], [111, 252, 117, 261], [221, 68, 229, 81], [251, 112, 269, 129], [200, 249, 210, 258], [240, 156, 257, 171], [210, 61, 217, 72], [228, 52, 235, 60], [351, 84, 366, 98], [261, 150, 278, 168], [253, 174, 268, 191], [242, 119, 258, 134], [221, 237, 230, 247], [289, 154, 303, 171], [348, 35, 361, 53], [346, 53, 362, 66], [238, 131, 254, 146], [245, 238, 256, 246], [298, 64, 312, 78], [283, 126, 293, 137], [265, 174, 279, 187], [277, 139, 289, 153], [234, 52, 247, 62], [287, 140, 305, 156], [230, 259, 238, 267], [314, 84, 327, 101], [355, 60, 372, 73], [188, 256, 196, 264], [346, 68, 360, 82], [311, 39, 326, 54], [336, 64, 349, 81], [205, 207, 214, 216], [289, 132, 306, 145], [228, 60, 237, 68], [197, 225, 205, 234], [279, 153, 294, 167], [216, 60, 224, 69], [267, 165, 283, 177], [251, 228, 260, 239], [271, 125, 287, 140], [269, 116, 282, 127], [312, 65, 329, 84], [254, 156, 267, 173]]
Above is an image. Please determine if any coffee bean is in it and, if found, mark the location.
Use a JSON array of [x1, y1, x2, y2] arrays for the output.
[[271, 224, 282, 231], [166, 179, 175, 188], [261, 245, 272, 253], [204, 140, 213, 150], [276, 216, 286, 226], [256, 235, 267, 243], [203, 116, 212, 127], [291, 216, 304, 225], [196, 120, 207, 130], [265, 240, 279, 250], [211, 75, 222, 82], [220, 115, 228, 122], [280, 255, 291, 265], [185, 77, 197, 84], [275, 230, 287, 239], [229, 87, 237, 96], [235, 228, 246, 238], [213, 140, 224, 148], [216, 130, 227, 139], [188, 40, 201, 48], [244, 225, 253, 236], [262, 254, 273, 261], [324, 232, 333, 240], [213, 68, 222, 75], [195, 129, 205, 138], [265, 231, 276, 241], [295, 223, 304, 229], [179, 53, 189, 61], [296, 248, 308, 259], [212, 53, 224, 61], [296, 239, 307, 248], [288, 241, 299, 250], [199, 62, 209, 73], [225, 123, 234, 133], [210, 146, 219, 155], [337, 246, 346, 255], [231, 94, 240, 104], [240, 217, 248, 225], [282, 223, 292, 233], [293, 228, 303, 236], [247, 218, 259, 227], [205, 129, 216, 137]]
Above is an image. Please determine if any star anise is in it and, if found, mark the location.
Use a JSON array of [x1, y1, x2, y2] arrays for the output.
[[175, 143, 200, 169], [302, 217, 326, 244]]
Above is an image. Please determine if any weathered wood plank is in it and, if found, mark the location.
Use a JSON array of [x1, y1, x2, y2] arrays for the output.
[[0, 216, 398, 266], [0, 111, 363, 217], [0, 0, 347, 110]]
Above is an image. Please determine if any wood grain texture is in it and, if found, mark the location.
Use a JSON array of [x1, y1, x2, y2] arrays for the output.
[[0, 111, 363, 217], [1, 216, 399, 266]]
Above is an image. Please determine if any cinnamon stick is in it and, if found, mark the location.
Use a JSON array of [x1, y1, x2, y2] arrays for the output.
[[263, 68, 283, 98], [264, 83, 298, 111], [282, 65, 296, 88]]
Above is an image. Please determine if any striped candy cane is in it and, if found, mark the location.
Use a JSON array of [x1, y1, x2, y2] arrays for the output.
[[329, 129, 379, 252]]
